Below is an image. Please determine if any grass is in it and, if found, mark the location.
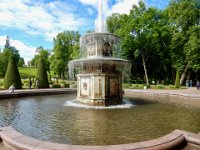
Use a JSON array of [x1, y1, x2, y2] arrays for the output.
[[122, 83, 187, 90], [18, 67, 37, 78], [0, 79, 4, 90]]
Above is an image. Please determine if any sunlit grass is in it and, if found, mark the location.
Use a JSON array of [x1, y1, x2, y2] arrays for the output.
[[18, 67, 37, 78]]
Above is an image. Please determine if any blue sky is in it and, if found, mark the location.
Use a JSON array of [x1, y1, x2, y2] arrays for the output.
[[0, 0, 169, 62]]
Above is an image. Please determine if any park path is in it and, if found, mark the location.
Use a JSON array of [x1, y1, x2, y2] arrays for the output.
[[0, 87, 199, 95], [125, 87, 200, 96]]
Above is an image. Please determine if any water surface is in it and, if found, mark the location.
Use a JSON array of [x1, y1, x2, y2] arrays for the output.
[[0, 94, 200, 145]]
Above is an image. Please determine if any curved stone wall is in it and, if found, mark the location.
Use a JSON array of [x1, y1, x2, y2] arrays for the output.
[[0, 127, 186, 150]]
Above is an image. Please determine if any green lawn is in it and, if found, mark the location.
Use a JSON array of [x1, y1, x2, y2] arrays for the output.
[[18, 67, 37, 78]]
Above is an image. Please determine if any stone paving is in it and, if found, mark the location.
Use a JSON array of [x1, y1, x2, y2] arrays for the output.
[[125, 87, 200, 96]]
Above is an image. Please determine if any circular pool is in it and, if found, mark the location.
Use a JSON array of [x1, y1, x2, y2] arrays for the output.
[[0, 94, 200, 145]]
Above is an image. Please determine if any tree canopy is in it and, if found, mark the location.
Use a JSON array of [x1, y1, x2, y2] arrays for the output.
[[0, 36, 23, 77], [106, 0, 200, 85], [50, 30, 80, 79]]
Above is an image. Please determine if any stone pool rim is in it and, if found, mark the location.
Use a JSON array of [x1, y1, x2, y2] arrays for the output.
[[0, 88, 200, 149]]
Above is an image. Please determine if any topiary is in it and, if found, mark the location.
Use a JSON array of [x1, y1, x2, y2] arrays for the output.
[[36, 58, 49, 88], [4, 55, 22, 89]]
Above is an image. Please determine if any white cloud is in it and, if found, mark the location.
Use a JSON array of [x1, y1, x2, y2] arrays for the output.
[[78, 0, 98, 7], [108, 0, 140, 15], [78, 0, 140, 16], [0, 35, 36, 62], [0, 0, 89, 41]]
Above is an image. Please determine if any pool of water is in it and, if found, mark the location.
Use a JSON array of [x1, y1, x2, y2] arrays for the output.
[[0, 94, 200, 145]]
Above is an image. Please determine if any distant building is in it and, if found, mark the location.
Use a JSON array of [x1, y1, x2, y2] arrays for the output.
[[27, 61, 31, 67]]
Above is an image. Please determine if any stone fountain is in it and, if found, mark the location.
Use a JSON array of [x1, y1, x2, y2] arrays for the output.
[[68, 0, 131, 106]]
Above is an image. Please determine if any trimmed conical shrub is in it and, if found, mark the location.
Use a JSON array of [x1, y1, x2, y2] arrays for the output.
[[4, 55, 22, 89], [175, 69, 180, 88], [36, 58, 49, 88]]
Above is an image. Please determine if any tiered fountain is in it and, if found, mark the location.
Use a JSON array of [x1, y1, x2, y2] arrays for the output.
[[68, 0, 131, 106]]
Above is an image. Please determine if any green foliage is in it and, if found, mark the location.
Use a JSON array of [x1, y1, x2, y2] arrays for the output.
[[0, 36, 22, 77], [18, 58, 25, 67], [106, 0, 200, 84], [36, 58, 49, 88], [18, 67, 37, 78], [107, 1, 172, 85], [52, 84, 61, 88], [0, 79, 4, 89], [4, 55, 22, 89], [156, 84, 165, 89], [0, 53, 7, 77], [175, 70, 180, 88], [185, 26, 200, 72], [50, 30, 80, 79], [167, 0, 200, 83], [22, 79, 29, 89], [31, 47, 50, 74]]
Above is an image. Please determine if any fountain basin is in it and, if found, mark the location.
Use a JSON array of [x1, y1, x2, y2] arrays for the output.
[[0, 89, 200, 146]]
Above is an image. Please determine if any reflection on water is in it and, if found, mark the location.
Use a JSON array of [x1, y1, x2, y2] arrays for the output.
[[0, 94, 200, 145]]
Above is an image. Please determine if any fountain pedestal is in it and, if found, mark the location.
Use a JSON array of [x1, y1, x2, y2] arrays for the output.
[[77, 73, 122, 106]]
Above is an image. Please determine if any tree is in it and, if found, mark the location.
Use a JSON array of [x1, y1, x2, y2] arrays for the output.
[[106, 0, 199, 85], [0, 53, 7, 77], [36, 58, 49, 88], [185, 26, 200, 73], [107, 1, 172, 84], [50, 30, 80, 79], [31, 46, 50, 74], [167, 0, 200, 85], [18, 58, 25, 67], [175, 69, 180, 88], [0, 36, 21, 77], [4, 55, 22, 89]]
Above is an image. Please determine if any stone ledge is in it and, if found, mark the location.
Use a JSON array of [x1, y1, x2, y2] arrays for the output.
[[0, 88, 77, 100], [0, 127, 186, 150], [179, 130, 200, 145]]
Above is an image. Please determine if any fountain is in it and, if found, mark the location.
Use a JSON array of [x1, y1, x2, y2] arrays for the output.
[[1, 1, 200, 150], [68, 0, 131, 106]]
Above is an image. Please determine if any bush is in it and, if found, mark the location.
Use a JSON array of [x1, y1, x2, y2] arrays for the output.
[[70, 83, 77, 88], [131, 84, 140, 89], [4, 55, 22, 89], [52, 84, 61, 88], [36, 58, 49, 88], [156, 84, 165, 89], [143, 84, 151, 89], [0, 79, 4, 89], [123, 83, 132, 88], [22, 80, 29, 89], [49, 81, 53, 84], [169, 84, 176, 89]]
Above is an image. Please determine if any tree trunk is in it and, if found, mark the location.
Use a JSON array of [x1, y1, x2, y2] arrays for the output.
[[180, 63, 190, 85], [142, 53, 149, 85]]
